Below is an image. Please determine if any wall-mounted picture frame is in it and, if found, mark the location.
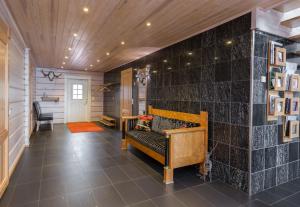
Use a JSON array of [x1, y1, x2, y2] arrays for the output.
[[288, 120, 299, 139], [274, 47, 286, 67], [289, 74, 300, 92], [274, 98, 285, 116], [270, 72, 286, 91]]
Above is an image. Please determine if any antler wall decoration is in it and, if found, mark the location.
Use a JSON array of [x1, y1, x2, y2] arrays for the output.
[[41, 70, 62, 81]]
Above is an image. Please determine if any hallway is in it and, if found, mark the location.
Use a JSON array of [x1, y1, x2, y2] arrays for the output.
[[0, 125, 298, 207]]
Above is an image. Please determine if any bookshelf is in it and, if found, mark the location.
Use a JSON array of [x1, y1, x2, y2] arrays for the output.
[[267, 41, 300, 142]]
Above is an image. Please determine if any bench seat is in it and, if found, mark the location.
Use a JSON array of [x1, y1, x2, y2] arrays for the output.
[[126, 130, 166, 155]]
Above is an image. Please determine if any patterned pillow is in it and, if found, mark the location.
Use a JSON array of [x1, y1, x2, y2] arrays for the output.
[[135, 115, 153, 131], [151, 115, 200, 134]]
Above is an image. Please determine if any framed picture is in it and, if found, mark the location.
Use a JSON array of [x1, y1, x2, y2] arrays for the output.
[[289, 120, 299, 139], [275, 47, 286, 66], [274, 98, 285, 116], [271, 72, 286, 91], [289, 74, 300, 91]]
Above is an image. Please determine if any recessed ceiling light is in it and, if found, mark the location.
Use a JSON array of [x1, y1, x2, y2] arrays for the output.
[[146, 22, 151, 27], [62, 62, 66, 65], [121, 41, 125, 45], [106, 52, 110, 56], [90, 64, 93, 67], [61, 66, 64, 69], [83, 7, 89, 13], [226, 40, 233, 45], [188, 52, 193, 55], [68, 47, 72, 51], [163, 59, 167, 63], [64, 56, 69, 59], [73, 33, 78, 37], [97, 59, 100, 62], [186, 62, 191, 66], [152, 70, 157, 73], [167, 67, 172, 70]]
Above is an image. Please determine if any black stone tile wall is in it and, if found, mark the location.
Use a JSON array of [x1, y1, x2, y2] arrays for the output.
[[250, 30, 300, 195], [104, 14, 252, 192]]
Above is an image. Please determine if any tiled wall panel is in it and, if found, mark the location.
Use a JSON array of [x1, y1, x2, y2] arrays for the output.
[[104, 14, 252, 192], [250, 30, 300, 194]]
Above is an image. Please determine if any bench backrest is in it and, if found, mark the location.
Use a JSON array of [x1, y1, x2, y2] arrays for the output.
[[148, 106, 208, 128]]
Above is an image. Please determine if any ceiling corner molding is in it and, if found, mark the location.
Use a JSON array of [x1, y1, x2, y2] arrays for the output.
[[0, 0, 27, 50]]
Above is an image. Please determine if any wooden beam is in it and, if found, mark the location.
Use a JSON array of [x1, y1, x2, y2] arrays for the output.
[[281, 15, 300, 28]]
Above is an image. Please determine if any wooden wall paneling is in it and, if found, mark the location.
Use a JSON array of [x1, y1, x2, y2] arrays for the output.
[[0, 13, 9, 198], [120, 68, 133, 129], [5, 0, 285, 72], [8, 39, 25, 171]]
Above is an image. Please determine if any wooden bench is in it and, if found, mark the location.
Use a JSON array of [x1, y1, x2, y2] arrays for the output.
[[122, 106, 208, 184], [98, 115, 116, 128]]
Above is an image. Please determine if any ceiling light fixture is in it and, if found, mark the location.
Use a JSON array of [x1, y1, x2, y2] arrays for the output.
[[146, 22, 151, 27], [167, 67, 172, 70], [61, 66, 64, 69], [73, 33, 78, 37], [121, 41, 125, 45], [106, 52, 110, 56], [64, 56, 69, 59], [97, 59, 100, 62], [83, 7, 89, 13], [68, 47, 72, 51], [226, 40, 232, 45], [163, 59, 167, 63], [188, 52, 193, 55], [62, 62, 66, 65], [84, 68, 88, 71], [90, 64, 93, 67], [136, 65, 151, 86]]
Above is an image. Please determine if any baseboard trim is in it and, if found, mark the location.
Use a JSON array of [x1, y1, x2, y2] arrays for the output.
[[9, 144, 25, 178]]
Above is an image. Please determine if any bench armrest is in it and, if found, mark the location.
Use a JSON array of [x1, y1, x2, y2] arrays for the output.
[[164, 127, 206, 136], [122, 116, 139, 134]]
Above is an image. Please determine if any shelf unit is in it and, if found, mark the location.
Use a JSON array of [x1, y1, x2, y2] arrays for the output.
[[266, 41, 300, 142]]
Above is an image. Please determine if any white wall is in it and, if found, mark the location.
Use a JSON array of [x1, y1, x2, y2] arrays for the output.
[[35, 68, 103, 123]]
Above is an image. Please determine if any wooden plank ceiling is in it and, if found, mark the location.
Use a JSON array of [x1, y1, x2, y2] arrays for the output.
[[5, 0, 286, 71]]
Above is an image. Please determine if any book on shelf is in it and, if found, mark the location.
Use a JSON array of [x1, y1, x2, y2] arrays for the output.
[[285, 98, 291, 114], [269, 41, 283, 65], [284, 116, 297, 137]]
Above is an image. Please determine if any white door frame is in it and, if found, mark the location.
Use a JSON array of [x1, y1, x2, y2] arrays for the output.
[[64, 74, 92, 123]]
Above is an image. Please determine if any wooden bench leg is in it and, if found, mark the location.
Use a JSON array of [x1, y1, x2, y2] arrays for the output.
[[163, 167, 174, 184], [199, 162, 207, 176], [121, 139, 128, 150]]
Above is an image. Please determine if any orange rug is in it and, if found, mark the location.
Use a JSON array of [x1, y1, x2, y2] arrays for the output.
[[67, 122, 104, 133]]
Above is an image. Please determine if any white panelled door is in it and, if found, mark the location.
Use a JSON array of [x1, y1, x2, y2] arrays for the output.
[[66, 79, 89, 122]]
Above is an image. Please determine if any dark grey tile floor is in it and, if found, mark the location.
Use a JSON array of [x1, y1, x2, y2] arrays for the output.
[[1, 124, 300, 207]]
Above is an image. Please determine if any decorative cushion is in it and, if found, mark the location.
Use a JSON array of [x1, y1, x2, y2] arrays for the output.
[[151, 115, 200, 134], [135, 115, 153, 131], [126, 130, 166, 155]]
